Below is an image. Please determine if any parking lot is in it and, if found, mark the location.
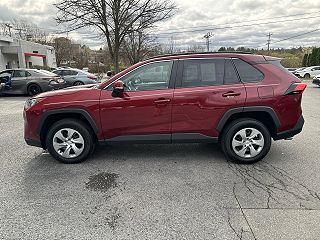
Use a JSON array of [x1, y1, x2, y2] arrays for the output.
[[0, 83, 319, 240]]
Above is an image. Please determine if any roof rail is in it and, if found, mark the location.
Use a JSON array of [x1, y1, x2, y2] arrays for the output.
[[146, 51, 253, 60]]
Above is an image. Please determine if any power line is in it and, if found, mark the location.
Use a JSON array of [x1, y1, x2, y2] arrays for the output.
[[255, 28, 320, 49], [156, 10, 320, 33], [151, 15, 320, 36], [271, 29, 320, 45]]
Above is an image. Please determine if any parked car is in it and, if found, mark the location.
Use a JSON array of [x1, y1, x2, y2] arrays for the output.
[[312, 74, 320, 86], [52, 68, 97, 86], [0, 69, 65, 96], [295, 66, 320, 78], [24, 52, 306, 164]]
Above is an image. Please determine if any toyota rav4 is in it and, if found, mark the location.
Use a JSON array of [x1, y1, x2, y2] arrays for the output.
[[24, 52, 306, 164]]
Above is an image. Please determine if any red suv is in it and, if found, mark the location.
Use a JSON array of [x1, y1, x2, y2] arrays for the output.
[[24, 53, 306, 164]]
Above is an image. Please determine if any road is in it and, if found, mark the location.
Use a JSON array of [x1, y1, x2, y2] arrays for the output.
[[0, 84, 319, 240]]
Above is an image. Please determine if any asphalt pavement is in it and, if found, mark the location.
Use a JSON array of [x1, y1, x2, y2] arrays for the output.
[[0, 84, 319, 240]]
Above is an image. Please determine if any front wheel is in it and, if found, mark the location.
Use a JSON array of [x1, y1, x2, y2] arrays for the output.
[[221, 118, 271, 164], [46, 119, 95, 164]]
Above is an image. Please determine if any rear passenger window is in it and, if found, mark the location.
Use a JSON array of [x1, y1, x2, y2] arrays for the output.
[[13, 70, 31, 78], [182, 59, 224, 87], [233, 59, 264, 82], [224, 59, 240, 84]]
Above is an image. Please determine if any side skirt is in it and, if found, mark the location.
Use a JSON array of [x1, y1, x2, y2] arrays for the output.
[[99, 133, 218, 144]]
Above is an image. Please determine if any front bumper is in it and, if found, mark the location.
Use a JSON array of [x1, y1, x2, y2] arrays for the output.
[[274, 115, 304, 140], [312, 79, 320, 85]]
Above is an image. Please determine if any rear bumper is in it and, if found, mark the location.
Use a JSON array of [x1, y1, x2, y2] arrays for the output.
[[274, 115, 304, 140]]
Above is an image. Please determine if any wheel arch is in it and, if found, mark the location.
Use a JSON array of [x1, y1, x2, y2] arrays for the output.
[[38, 109, 98, 148], [217, 107, 280, 140]]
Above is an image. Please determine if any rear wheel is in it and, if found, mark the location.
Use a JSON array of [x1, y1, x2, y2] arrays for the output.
[[27, 84, 42, 96], [45, 119, 95, 164], [73, 81, 84, 86], [221, 118, 271, 164], [304, 73, 310, 78]]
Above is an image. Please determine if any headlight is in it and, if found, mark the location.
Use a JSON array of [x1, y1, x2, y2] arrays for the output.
[[24, 98, 45, 109]]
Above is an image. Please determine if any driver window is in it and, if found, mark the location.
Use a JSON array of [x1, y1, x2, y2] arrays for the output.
[[120, 61, 173, 91]]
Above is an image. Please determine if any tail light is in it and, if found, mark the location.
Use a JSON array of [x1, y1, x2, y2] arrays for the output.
[[88, 75, 97, 80], [284, 83, 307, 95]]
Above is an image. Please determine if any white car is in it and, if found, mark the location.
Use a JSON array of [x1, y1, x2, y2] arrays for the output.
[[295, 66, 320, 78]]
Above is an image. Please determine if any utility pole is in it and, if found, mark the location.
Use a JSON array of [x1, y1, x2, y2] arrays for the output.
[[266, 32, 272, 51], [204, 32, 213, 52], [4, 23, 13, 37]]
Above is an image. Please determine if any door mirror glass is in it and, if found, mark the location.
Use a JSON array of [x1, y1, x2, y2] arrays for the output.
[[112, 80, 124, 97]]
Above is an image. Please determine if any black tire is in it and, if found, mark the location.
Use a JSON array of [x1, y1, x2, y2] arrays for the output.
[[27, 84, 42, 96], [73, 81, 84, 86], [221, 118, 271, 164], [45, 119, 95, 164], [304, 73, 310, 79]]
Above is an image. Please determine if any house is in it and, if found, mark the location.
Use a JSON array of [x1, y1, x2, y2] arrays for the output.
[[0, 35, 57, 70]]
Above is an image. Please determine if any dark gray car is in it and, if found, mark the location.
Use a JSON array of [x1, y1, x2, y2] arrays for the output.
[[0, 69, 65, 96]]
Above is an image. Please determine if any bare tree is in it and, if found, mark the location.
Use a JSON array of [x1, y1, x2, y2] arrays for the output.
[[52, 37, 72, 66], [55, 0, 176, 72], [123, 30, 159, 65]]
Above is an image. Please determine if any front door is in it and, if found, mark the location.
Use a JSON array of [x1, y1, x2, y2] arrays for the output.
[[172, 58, 246, 140], [99, 60, 176, 142]]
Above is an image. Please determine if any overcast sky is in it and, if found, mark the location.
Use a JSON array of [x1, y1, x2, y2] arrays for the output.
[[0, 0, 320, 50]]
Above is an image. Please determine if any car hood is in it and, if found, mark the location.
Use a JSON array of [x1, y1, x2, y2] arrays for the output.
[[36, 84, 98, 98]]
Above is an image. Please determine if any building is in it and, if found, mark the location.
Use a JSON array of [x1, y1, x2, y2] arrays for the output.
[[0, 35, 56, 70]]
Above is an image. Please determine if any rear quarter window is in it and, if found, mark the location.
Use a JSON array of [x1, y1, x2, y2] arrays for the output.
[[233, 59, 264, 82]]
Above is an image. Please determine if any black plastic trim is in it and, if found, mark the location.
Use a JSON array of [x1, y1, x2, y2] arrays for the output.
[[274, 115, 304, 140], [172, 133, 218, 143], [216, 107, 243, 131], [243, 106, 280, 129], [216, 106, 281, 132], [168, 60, 178, 89], [25, 138, 42, 148], [37, 108, 99, 135], [104, 134, 171, 144], [100, 133, 218, 144]]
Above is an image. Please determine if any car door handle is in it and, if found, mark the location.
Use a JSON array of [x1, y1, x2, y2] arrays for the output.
[[222, 91, 241, 97], [154, 98, 171, 104]]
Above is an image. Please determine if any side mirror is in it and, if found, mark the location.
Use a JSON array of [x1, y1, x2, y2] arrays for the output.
[[112, 80, 124, 98]]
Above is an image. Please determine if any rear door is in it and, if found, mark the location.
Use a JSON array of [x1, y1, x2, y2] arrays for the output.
[[172, 58, 246, 140]]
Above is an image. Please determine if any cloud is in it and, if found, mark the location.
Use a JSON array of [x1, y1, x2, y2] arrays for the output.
[[0, 0, 319, 50]]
